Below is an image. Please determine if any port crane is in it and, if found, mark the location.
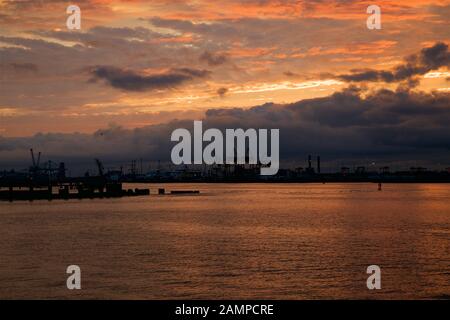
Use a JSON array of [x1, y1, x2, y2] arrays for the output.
[[95, 158, 105, 177], [29, 148, 41, 174]]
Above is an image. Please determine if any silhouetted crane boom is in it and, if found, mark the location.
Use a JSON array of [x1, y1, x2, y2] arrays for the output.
[[30, 148, 36, 167], [95, 159, 104, 177]]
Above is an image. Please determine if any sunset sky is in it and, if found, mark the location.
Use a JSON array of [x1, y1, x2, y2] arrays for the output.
[[0, 0, 449, 170]]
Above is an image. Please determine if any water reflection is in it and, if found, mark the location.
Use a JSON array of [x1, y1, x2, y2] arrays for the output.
[[0, 183, 449, 299]]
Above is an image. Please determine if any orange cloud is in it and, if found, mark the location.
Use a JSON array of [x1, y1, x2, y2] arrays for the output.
[[227, 45, 276, 58], [282, 41, 398, 59]]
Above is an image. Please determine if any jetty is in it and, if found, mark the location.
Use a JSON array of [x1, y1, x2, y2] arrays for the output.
[[0, 169, 152, 201], [0, 151, 151, 202]]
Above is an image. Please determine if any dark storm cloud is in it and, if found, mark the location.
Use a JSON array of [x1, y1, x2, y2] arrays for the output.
[[90, 66, 211, 91], [338, 42, 450, 83], [1, 88, 449, 171], [199, 51, 228, 66], [217, 87, 228, 97], [284, 71, 299, 77]]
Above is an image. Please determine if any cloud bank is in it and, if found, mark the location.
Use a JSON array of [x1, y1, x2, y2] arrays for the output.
[[90, 66, 211, 92], [1, 87, 449, 172], [338, 42, 450, 85]]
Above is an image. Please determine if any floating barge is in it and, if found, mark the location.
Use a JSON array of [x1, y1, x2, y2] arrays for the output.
[[170, 190, 200, 194]]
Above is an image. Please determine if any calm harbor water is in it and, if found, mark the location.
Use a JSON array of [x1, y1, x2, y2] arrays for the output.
[[0, 183, 449, 299]]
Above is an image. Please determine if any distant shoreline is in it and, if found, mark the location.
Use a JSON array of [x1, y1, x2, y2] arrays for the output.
[[122, 179, 450, 184]]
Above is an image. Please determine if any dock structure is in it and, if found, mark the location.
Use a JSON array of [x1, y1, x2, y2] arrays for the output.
[[0, 154, 150, 202], [0, 177, 150, 201], [0, 151, 203, 202]]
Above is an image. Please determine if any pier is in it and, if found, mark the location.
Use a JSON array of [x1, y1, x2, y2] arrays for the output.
[[0, 151, 152, 202], [0, 179, 150, 202]]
